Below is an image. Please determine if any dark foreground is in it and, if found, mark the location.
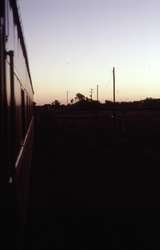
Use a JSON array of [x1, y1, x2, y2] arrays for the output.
[[25, 109, 160, 249]]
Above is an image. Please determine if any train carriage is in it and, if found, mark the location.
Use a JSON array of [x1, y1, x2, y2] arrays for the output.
[[0, 0, 34, 246]]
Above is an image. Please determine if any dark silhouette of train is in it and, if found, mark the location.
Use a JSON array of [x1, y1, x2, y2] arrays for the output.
[[0, 0, 34, 245]]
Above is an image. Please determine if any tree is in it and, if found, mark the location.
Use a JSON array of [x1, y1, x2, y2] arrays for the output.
[[70, 98, 74, 104], [51, 99, 61, 108], [75, 93, 86, 102]]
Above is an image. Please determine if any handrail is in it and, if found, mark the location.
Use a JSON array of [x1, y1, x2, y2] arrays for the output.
[[15, 117, 34, 170]]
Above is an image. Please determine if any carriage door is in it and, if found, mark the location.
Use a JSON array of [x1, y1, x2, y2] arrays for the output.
[[6, 50, 16, 182]]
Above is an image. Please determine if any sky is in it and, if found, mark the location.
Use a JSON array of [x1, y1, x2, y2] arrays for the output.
[[19, 0, 160, 104]]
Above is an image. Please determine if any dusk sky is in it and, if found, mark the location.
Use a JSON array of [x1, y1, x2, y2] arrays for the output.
[[20, 0, 160, 104]]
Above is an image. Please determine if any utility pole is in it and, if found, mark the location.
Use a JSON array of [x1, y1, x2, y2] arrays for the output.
[[90, 88, 94, 101], [66, 91, 69, 105], [113, 67, 115, 104], [97, 84, 99, 102], [112, 67, 116, 128]]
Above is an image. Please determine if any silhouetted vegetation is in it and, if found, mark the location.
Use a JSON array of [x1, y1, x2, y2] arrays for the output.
[[51, 99, 61, 107], [75, 92, 86, 102], [41, 97, 160, 112]]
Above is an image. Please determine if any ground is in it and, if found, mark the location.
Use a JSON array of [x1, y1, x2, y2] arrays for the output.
[[24, 108, 160, 249]]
